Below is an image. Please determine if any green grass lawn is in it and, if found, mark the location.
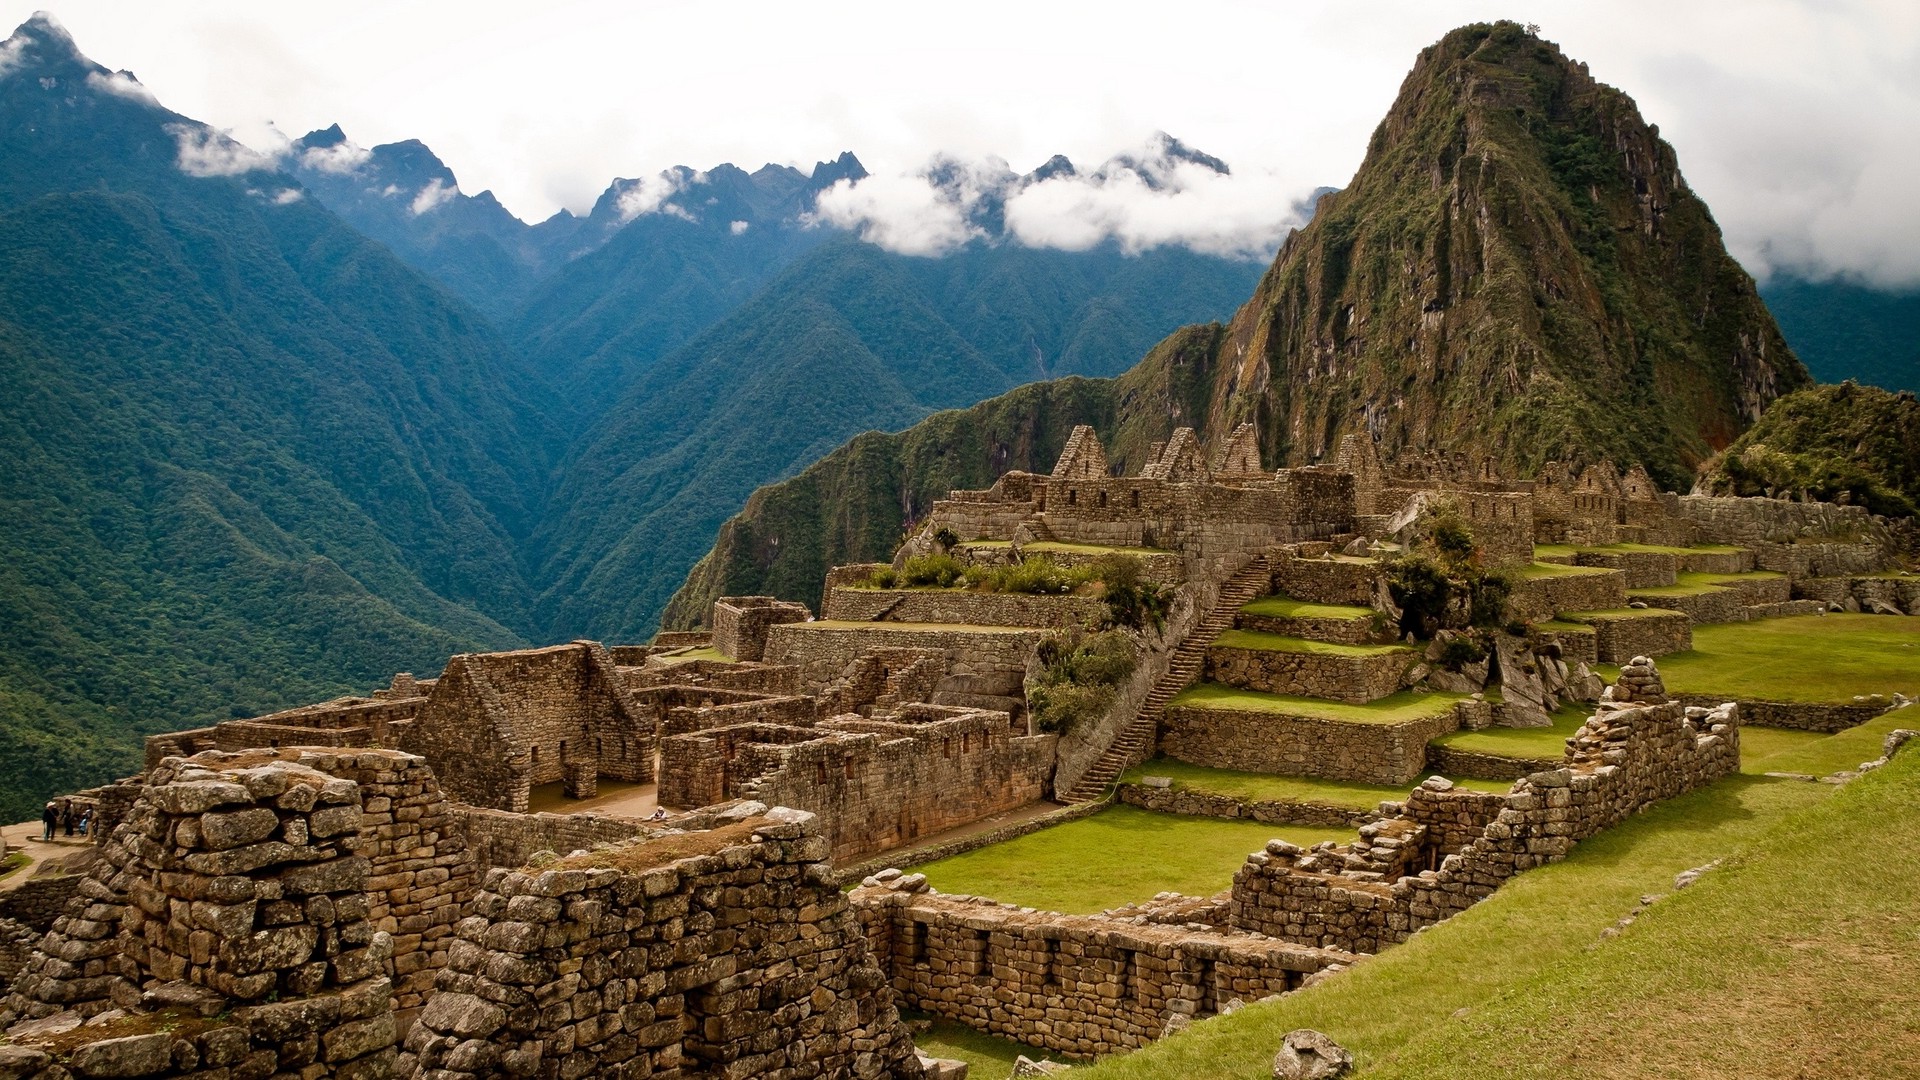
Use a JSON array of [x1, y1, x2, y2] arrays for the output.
[[1532, 544, 1579, 559], [1239, 596, 1374, 620], [1626, 582, 1730, 598], [907, 1015, 1037, 1076], [1562, 607, 1688, 621], [1642, 614, 1920, 702], [1074, 771, 1850, 1079], [1677, 569, 1785, 586], [1430, 702, 1590, 760], [1211, 630, 1410, 657], [907, 805, 1350, 914], [1122, 758, 1510, 808], [1578, 542, 1748, 556], [1171, 684, 1464, 725], [1738, 726, 1829, 773], [1513, 561, 1617, 580], [1533, 619, 1596, 635], [1742, 703, 1918, 777]]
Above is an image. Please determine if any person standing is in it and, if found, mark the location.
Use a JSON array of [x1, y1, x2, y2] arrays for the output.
[[77, 807, 92, 838], [59, 800, 74, 838], [41, 801, 57, 841]]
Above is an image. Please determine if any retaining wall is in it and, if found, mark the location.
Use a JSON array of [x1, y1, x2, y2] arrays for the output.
[[1160, 703, 1459, 786]]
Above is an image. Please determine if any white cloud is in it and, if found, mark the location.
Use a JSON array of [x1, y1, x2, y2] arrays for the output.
[[299, 139, 372, 175], [165, 122, 272, 177], [807, 166, 990, 256], [729, 219, 749, 235], [271, 188, 303, 205], [615, 167, 706, 222], [1004, 157, 1307, 259], [0, 31, 28, 79], [85, 69, 157, 105], [410, 177, 457, 215]]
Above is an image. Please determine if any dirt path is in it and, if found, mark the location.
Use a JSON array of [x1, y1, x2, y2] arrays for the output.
[[0, 820, 93, 893]]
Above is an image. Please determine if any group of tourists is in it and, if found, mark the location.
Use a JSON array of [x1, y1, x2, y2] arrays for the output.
[[39, 800, 90, 841]]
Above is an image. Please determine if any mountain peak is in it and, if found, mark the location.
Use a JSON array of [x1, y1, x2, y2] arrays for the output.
[[2, 10, 90, 76], [1194, 20, 1808, 480]]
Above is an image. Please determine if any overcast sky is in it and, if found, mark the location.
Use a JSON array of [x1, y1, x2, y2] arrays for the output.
[[7, 1, 1918, 286]]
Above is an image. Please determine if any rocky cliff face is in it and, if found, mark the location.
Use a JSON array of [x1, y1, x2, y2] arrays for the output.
[[1212, 21, 1805, 485], [667, 21, 1813, 626]]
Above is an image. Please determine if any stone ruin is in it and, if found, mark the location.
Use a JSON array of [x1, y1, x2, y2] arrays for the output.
[[0, 751, 929, 1080], [7, 419, 1912, 1075]]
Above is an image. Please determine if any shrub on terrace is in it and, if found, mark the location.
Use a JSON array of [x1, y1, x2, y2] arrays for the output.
[[1028, 628, 1136, 734], [1385, 503, 1514, 639]]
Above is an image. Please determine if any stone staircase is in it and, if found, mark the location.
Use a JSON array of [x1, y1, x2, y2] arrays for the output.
[[1059, 555, 1273, 802]]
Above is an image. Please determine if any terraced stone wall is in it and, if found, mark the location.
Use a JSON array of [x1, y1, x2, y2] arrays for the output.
[[1160, 702, 1460, 785], [1579, 611, 1692, 662], [1507, 570, 1627, 622], [821, 586, 1109, 628], [852, 882, 1352, 1059], [1229, 699, 1740, 953], [763, 623, 1043, 696], [1204, 643, 1416, 704], [403, 810, 923, 1080], [661, 710, 1054, 863], [1269, 551, 1381, 606]]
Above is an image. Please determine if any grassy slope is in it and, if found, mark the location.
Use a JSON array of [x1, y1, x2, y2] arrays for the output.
[[907, 806, 1349, 914], [1170, 685, 1464, 724], [1430, 703, 1590, 759], [1073, 773, 1845, 1079], [1122, 759, 1510, 808], [1745, 703, 1918, 777], [1654, 615, 1919, 702]]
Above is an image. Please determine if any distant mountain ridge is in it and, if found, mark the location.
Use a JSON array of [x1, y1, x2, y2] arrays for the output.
[[0, 11, 1270, 816]]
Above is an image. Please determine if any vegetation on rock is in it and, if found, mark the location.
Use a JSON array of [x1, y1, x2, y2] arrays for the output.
[[1697, 381, 1920, 519], [1027, 628, 1136, 735]]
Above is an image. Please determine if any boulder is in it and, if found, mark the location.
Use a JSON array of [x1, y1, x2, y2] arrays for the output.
[[1494, 636, 1553, 727], [1009, 1055, 1071, 1077], [1272, 1028, 1353, 1079]]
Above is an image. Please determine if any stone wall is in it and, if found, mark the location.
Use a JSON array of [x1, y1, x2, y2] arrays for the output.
[[660, 709, 1054, 863], [1424, 743, 1560, 782], [1228, 697, 1740, 953], [401, 809, 924, 1080], [1160, 702, 1460, 786], [852, 883, 1352, 1059], [1672, 694, 1892, 734], [0, 876, 83, 935], [1629, 586, 1746, 625], [1204, 643, 1415, 704], [1572, 610, 1692, 662], [1116, 783, 1377, 829], [446, 806, 651, 871], [1506, 569, 1627, 622], [1269, 551, 1381, 606], [1572, 549, 1676, 588], [1793, 574, 1920, 614], [712, 595, 812, 661], [821, 586, 1109, 629], [1676, 494, 1894, 553], [401, 642, 650, 812], [2, 754, 404, 1080], [764, 622, 1044, 697]]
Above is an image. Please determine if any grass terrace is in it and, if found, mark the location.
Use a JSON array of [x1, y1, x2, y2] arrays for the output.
[[1679, 569, 1786, 586], [1210, 630, 1411, 657], [1430, 702, 1590, 761], [1077, 756, 1914, 1080], [1512, 560, 1618, 580], [1598, 614, 1919, 702], [1742, 703, 1917, 777], [1532, 544, 1579, 560], [1121, 758, 1511, 808], [907, 805, 1350, 914], [1239, 596, 1375, 620], [1625, 581, 1732, 598], [1580, 542, 1748, 556], [1561, 606, 1689, 622], [1170, 684, 1465, 725]]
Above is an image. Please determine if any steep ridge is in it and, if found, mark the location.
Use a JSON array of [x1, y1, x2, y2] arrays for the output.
[[670, 21, 1814, 622], [0, 14, 552, 817], [1206, 21, 1807, 484]]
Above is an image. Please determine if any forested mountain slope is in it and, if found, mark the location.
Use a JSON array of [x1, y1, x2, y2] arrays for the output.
[[0, 14, 553, 818], [669, 21, 1815, 624]]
